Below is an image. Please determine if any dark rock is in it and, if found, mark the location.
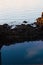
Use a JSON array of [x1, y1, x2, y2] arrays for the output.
[[23, 21, 27, 23], [0, 22, 43, 48], [0, 12, 43, 48]]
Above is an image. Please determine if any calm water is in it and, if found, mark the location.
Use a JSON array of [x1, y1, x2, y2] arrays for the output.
[[1, 41, 43, 65], [0, 10, 42, 25]]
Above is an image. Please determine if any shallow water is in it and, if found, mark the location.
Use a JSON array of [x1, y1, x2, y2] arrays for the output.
[[1, 41, 43, 65]]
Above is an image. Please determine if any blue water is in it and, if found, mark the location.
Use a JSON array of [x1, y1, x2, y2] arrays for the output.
[[1, 41, 43, 65]]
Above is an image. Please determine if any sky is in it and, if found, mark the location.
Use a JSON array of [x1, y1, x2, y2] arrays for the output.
[[0, 0, 43, 11], [0, 0, 43, 24]]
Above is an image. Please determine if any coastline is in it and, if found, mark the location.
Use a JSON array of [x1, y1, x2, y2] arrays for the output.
[[0, 22, 43, 48]]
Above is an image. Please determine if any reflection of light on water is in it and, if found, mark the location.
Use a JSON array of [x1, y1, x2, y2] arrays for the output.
[[1, 41, 43, 64], [26, 49, 38, 58], [26, 41, 43, 58]]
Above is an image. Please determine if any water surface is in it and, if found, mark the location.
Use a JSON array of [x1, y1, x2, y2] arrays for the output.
[[0, 10, 42, 25], [1, 41, 43, 65]]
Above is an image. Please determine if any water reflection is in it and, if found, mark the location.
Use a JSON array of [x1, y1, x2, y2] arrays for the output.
[[0, 51, 1, 65], [1, 41, 43, 65]]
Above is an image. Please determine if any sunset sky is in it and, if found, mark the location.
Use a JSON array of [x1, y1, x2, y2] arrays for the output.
[[0, 0, 43, 11], [0, 0, 43, 24]]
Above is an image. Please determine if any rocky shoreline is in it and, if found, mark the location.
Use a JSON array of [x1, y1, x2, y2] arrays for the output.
[[0, 12, 43, 48], [0, 22, 43, 48]]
